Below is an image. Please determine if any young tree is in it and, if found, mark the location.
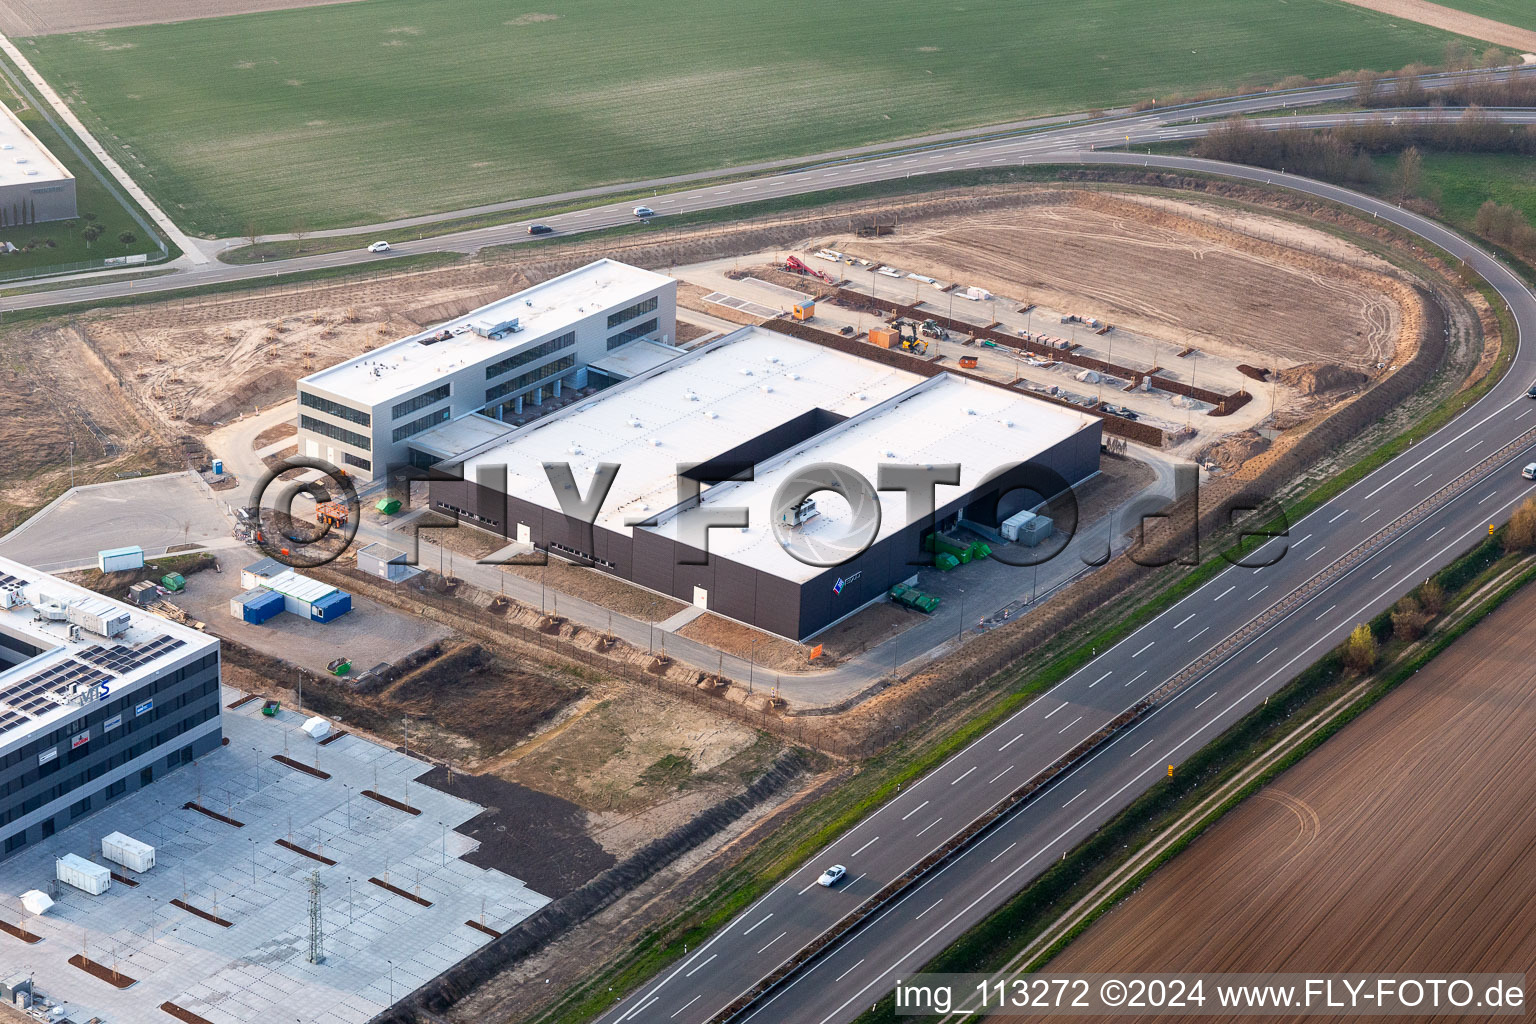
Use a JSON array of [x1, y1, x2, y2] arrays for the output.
[[1417, 579, 1445, 616], [81, 223, 103, 249], [117, 231, 136, 247], [1393, 146, 1422, 199], [291, 217, 310, 254], [1344, 623, 1377, 674], [1391, 596, 1429, 642]]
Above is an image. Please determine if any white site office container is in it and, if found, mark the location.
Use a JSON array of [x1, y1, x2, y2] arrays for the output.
[[97, 546, 144, 573], [56, 853, 111, 895], [1000, 509, 1037, 543], [101, 832, 156, 873], [300, 716, 331, 741]]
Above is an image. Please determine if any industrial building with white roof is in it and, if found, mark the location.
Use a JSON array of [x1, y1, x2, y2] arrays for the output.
[[433, 325, 1102, 640], [0, 103, 76, 226], [0, 556, 221, 860], [295, 258, 677, 481]]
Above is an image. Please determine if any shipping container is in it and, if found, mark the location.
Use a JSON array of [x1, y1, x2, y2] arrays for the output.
[[310, 590, 352, 622], [56, 853, 110, 895], [128, 581, 159, 607], [229, 588, 284, 624], [868, 328, 897, 349], [101, 832, 156, 873], [97, 546, 144, 574]]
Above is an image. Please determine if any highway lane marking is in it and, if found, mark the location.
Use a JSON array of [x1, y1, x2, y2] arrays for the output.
[[796, 879, 820, 895], [1257, 646, 1278, 662], [1194, 691, 1217, 709], [1249, 585, 1269, 600], [851, 836, 880, 857], [989, 842, 1017, 864], [916, 899, 943, 919], [900, 800, 930, 821], [951, 767, 977, 785], [1062, 788, 1086, 807], [1427, 526, 1446, 540], [1414, 473, 1433, 486], [1479, 491, 1498, 504], [1131, 737, 1156, 757], [1124, 669, 1148, 688], [916, 817, 944, 837], [989, 765, 1014, 784], [1370, 564, 1393, 580], [1362, 509, 1380, 522], [1173, 613, 1196, 629], [1215, 585, 1236, 600], [622, 995, 659, 1020], [742, 914, 773, 936], [1328, 509, 1349, 523], [1132, 641, 1155, 657], [1467, 439, 1484, 452], [1293, 533, 1312, 547], [1520, 409, 1534, 420], [835, 958, 866, 982], [757, 931, 786, 955], [1091, 671, 1112, 687], [1187, 626, 1210, 643], [1043, 701, 1069, 719], [670, 994, 701, 1018], [1058, 715, 1083, 734], [999, 733, 1024, 751], [1305, 545, 1328, 560]]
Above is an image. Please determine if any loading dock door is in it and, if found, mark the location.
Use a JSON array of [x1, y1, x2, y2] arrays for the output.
[[693, 586, 708, 610]]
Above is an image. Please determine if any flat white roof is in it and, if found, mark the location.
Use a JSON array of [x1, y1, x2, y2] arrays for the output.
[[655, 372, 1095, 582], [408, 412, 515, 458], [257, 570, 338, 604], [456, 327, 1096, 582], [0, 106, 71, 189], [589, 338, 684, 380], [0, 556, 216, 748], [301, 259, 673, 407], [457, 327, 924, 535]]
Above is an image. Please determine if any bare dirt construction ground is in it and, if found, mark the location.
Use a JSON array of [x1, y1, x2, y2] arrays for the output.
[[0, 0, 369, 36], [501, 555, 688, 622], [1051, 581, 1536, 1013], [1334, 0, 1536, 53], [850, 190, 1409, 372]]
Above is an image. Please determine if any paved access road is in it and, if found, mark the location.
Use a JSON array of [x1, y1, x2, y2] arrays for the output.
[[592, 157, 1536, 1024]]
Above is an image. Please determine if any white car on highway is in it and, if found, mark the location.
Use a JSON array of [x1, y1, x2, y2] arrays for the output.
[[817, 864, 846, 887], [1523, 463, 1536, 480], [366, 240, 392, 253]]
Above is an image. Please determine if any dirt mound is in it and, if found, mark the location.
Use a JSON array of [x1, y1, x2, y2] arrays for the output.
[[1195, 430, 1271, 473], [1275, 362, 1369, 396]]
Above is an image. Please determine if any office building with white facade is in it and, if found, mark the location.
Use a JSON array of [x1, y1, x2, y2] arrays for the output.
[[295, 259, 677, 482], [0, 104, 76, 226], [0, 557, 221, 861]]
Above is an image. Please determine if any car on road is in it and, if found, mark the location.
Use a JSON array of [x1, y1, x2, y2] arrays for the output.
[[634, 206, 655, 219], [817, 864, 846, 887], [527, 223, 553, 235], [366, 240, 392, 253], [1528, 383, 1536, 398], [1524, 463, 1536, 480]]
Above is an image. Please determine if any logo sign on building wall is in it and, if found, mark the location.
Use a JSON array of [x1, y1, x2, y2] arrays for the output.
[[135, 698, 154, 717], [832, 571, 862, 595], [37, 747, 57, 766], [70, 732, 89, 750], [103, 715, 122, 733]]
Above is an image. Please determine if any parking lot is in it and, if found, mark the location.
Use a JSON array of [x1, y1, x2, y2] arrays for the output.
[[0, 690, 549, 1024]]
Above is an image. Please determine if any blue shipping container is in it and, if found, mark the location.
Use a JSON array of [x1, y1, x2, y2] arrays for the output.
[[310, 590, 352, 622], [243, 589, 285, 625]]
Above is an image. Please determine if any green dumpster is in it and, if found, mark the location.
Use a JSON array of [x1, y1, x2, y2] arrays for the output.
[[160, 572, 185, 592], [375, 498, 402, 516]]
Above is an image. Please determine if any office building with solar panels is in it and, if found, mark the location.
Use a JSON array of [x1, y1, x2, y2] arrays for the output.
[[0, 556, 221, 860]]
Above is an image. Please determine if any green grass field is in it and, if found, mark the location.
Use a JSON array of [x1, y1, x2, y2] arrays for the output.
[[1373, 151, 1536, 226], [22, 0, 1468, 237], [1430, 0, 1536, 32]]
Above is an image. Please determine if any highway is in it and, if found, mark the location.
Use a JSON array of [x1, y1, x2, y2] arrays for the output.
[[586, 168, 1536, 1022]]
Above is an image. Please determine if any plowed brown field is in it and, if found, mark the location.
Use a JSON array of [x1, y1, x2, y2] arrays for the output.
[[1050, 581, 1536, 1019]]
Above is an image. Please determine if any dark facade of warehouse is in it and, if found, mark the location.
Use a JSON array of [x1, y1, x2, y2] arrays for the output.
[[430, 419, 1101, 640]]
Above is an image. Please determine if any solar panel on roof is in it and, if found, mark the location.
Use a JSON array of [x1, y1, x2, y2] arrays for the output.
[[75, 636, 185, 675]]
